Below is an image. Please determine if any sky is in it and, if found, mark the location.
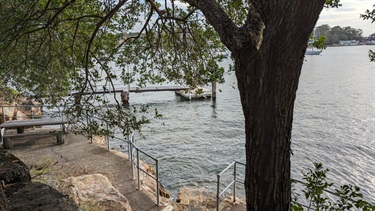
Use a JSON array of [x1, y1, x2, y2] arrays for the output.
[[145, 0, 374, 36], [317, 0, 374, 36]]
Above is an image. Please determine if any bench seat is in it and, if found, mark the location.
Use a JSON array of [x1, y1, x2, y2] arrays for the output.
[[2, 129, 66, 149], [1, 117, 69, 149]]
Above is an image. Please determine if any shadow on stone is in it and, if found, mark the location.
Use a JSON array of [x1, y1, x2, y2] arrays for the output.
[[0, 149, 79, 210]]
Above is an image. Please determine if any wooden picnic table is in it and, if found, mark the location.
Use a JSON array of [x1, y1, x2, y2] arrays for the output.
[[1, 117, 69, 149]]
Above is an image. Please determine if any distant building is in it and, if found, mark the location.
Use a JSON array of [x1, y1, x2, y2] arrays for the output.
[[338, 40, 359, 46]]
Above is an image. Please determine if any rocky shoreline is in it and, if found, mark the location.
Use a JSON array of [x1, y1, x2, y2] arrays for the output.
[[0, 133, 245, 210]]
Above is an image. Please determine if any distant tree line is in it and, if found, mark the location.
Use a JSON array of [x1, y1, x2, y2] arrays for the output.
[[315, 24, 363, 45]]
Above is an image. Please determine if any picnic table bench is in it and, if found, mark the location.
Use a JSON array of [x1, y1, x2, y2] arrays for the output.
[[0, 117, 69, 149]]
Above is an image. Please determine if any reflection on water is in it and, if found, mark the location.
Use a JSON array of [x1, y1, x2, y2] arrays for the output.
[[110, 46, 374, 202]]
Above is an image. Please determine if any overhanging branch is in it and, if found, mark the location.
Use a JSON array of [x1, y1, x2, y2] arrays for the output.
[[82, 0, 129, 93]]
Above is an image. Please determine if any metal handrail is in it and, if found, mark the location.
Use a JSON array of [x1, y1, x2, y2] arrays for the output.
[[216, 164, 374, 210], [216, 160, 245, 211], [1, 105, 161, 206], [129, 140, 160, 206], [84, 114, 161, 206]]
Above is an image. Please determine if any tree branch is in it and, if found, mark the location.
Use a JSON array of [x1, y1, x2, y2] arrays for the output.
[[184, 0, 240, 51], [83, 0, 129, 93]]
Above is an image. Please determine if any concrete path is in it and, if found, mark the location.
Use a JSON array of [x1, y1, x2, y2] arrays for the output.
[[8, 130, 164, 211]]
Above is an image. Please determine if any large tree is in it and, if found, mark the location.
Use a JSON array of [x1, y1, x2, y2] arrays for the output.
[[0, 0, 340, 209]]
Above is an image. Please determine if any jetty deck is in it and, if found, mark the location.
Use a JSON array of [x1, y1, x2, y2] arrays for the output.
[[71, 86, 189, 95]]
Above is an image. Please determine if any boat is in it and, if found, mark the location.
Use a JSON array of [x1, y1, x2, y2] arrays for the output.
[[305, 37, 323, 55], [175, 87, 212, 100], [305, 48, 322, 55]]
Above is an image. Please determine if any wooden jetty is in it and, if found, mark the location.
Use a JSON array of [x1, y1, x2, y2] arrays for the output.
[[71, 86, 189, 95], [71, 86, 191, 104]]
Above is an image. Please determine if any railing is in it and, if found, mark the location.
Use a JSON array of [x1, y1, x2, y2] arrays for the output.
[[1, 104, 66, 137], [1, 104, 161, 206], [216, 160, 245, 211], [128, 134, 160, 206], [1, 104, 64, 122], [217, 163, 374, 210], [215, 162, 334, 211], [85, 114, 161, 206]]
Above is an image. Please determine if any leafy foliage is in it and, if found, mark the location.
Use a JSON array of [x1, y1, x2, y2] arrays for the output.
[[0, 87, 19, 102], [292, 163, 375, 211], [0, 0, 228, 136], [325, 0, 342, 8], [360, 5, 375, 23], [315, 24, 363, 45], [361, 5, 375, 62], [309, 35, 327, 50]]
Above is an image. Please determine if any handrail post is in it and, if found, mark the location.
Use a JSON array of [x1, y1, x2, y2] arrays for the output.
[[137, 149, 141, 190], [106, 121, 109, 151], [127, 134, 131, 160], [216, 174, 220, 211], [2, 106, 5, 122], [58, 105, 62, 117], [90, 112, 93, 143], [130, 142, 135, 179], [233, 162, 237, 203], [86, 111, 92, 144], [31, 110, 35, 130], [156, 159, 160, 206]]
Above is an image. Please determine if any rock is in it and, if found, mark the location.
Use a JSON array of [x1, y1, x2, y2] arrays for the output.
[[92, 135, 106, 144], [176, 198, 190, 205], [140, 161, 171, 198], [0, 97, 42, 123], [162, 204, 174, 211], [16, 97, 43, 119], [59, 174, 132, 211], [0, 184, 9, 211], [9, 182, 79, 211], [172, 187, 247, 211], [0, 101, 17, 123], [0, 149, 31, 196]]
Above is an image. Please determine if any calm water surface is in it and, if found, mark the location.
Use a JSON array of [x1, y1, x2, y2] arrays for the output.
[[110, 45, 374, 202]]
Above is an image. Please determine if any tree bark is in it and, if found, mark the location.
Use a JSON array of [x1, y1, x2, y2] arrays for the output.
[[189, 0, 326, 209], [234, 1, 325, 209]]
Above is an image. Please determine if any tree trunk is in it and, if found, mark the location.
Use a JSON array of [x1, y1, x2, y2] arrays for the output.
[[231, 2, 326, 210], [179, 0, 326, 209], [235, 48, 302, 210]]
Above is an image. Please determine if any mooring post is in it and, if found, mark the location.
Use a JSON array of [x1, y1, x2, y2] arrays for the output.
[[212, 81, 217, 99], [121, 89, 129, 104]]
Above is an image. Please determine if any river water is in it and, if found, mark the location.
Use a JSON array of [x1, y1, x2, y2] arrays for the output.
[[109, 45, 374, 202]]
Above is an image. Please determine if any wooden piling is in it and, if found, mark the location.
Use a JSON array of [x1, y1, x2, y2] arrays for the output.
[[212, 81, 217, 99], [121, 90, 129, 104]]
